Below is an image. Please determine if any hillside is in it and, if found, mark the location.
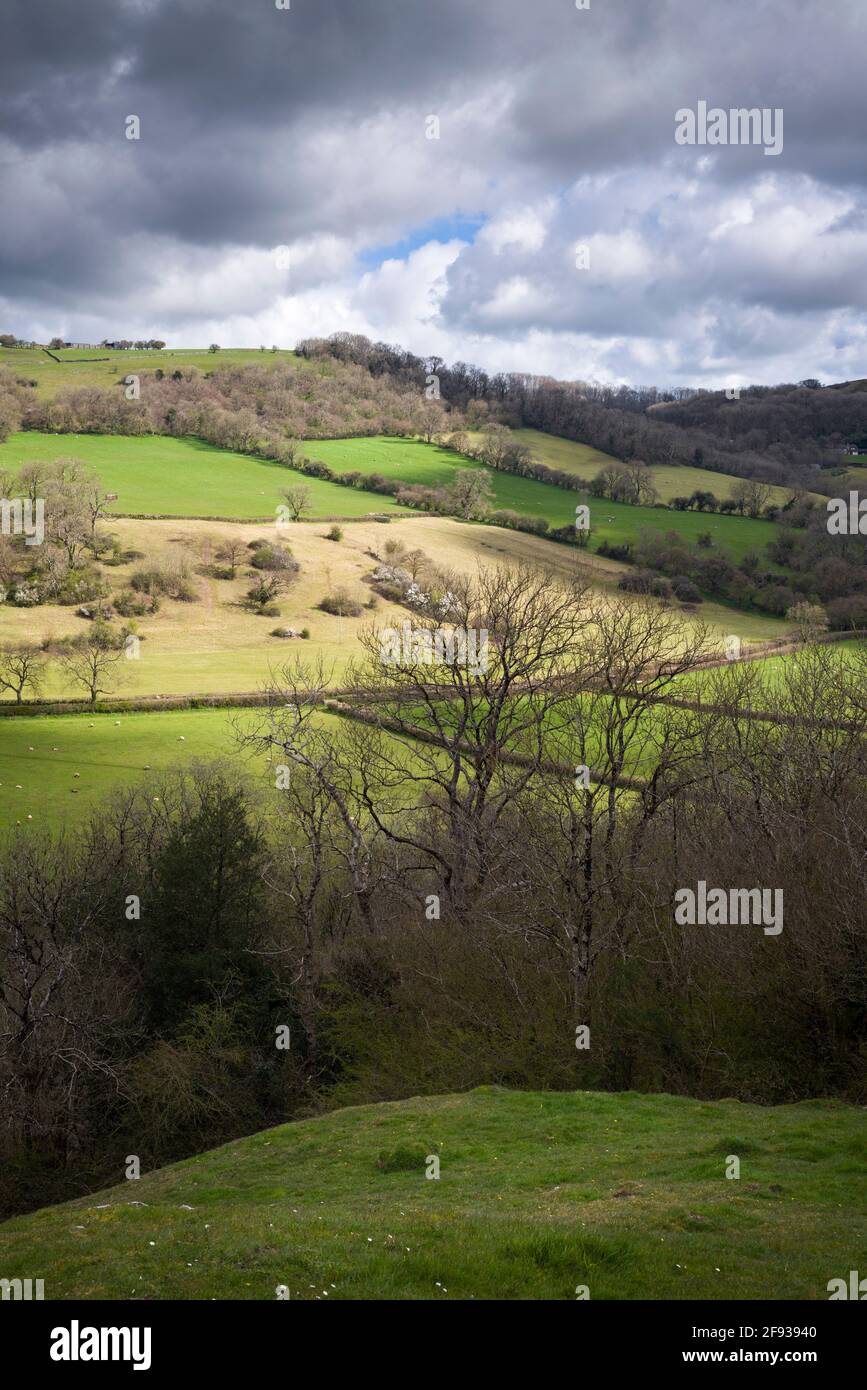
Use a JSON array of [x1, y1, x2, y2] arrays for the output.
[[0, 1087, 862, 1300], [512, 428, 816, 508], [0, 346, 304, 400]]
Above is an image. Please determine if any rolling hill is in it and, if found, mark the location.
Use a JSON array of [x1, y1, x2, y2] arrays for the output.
[[0, 1086, 862, 1300]]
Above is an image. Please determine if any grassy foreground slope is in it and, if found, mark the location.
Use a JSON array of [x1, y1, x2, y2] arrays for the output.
[[1, 1087, 862, 1300]]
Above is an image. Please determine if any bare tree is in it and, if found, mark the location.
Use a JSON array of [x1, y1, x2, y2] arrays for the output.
[[0, 644, 46, 703], [245, 572, 292, 612], [281, 484, 313, 522], [55, 623, 125, 704], [216, 538, 245, 577]]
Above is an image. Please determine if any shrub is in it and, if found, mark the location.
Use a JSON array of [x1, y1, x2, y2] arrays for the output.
[[319, 588, 363, 617], [597, 540, 633, 563], [618, 569, 655, 594], [100, 546, 144, 567], [130, 556, 197, 602], [56, 569, 110, 606], [826, 594, 867, 630], [249, 544, 298, 572], [9, 582, 42, 607], [327, 525, 343, 542], [114, 589, 158, 617], [671, 576, 702, 603]]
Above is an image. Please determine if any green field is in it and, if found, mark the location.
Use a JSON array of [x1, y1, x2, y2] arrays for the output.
[[0, 430, 780, 562], [0, 1086, 862, 1300], [513, 428, 810, 508], [309, 436, 779, 563], [0, 432, 407, 519], [0, 707, 264, 833], [0, 346, 306, 400]]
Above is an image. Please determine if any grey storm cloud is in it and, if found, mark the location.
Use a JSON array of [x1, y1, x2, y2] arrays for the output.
[[2, 0, 867, 383]]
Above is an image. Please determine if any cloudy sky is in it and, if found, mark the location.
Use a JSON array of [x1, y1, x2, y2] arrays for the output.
[[2, 0, 866, 387]]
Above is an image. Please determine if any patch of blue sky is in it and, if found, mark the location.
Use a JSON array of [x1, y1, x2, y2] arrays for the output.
[[357, 214, 485, 270]]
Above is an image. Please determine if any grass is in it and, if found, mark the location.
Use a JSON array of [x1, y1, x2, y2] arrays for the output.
[[0, 1086, 862, 1300], [0, 707, 255, 832], [1, 428, 783, 567], [0, 432, 408, 520], [0, 510, 789, 705], [0, 346, 305, 400], [512, 428, 812, 508], [309, 435, 781, 563]]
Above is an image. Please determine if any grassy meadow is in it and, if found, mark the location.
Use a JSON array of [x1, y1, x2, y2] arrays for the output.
[[0, 432, 408, 520], [309, 434, 781, 563], [513, 427, 813, 508], [0, 512, 789, 706], [0, 707, 249, 833], [0, 427, 784, 565], [0, 1086, 862, 1300], [0, 346, 305, 399]]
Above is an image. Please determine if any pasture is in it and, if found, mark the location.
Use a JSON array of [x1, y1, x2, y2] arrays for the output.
[[0, 512, 790, 707], [0, 346, 305, 400], [513, 428, 811, 508], [308, 435, 781, 563], [0, 1085, 862, 1300], [0, 432, 408, 520], [0, 428, 786, 567]]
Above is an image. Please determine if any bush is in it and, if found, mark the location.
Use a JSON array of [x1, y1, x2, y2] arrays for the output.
[[56, 569, 110, 606], [130, 558, 197, 602], [618, 569, 655, 594], [597, 540, 633, 563], [114, 589, 159, 617], [671, 576, 702, 603], [7, 582, 41, 607], [327, 525, 343, 542], [319, 588, 363, 617], [826, 594, 867, 630], [249, 544, 298, 573]]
